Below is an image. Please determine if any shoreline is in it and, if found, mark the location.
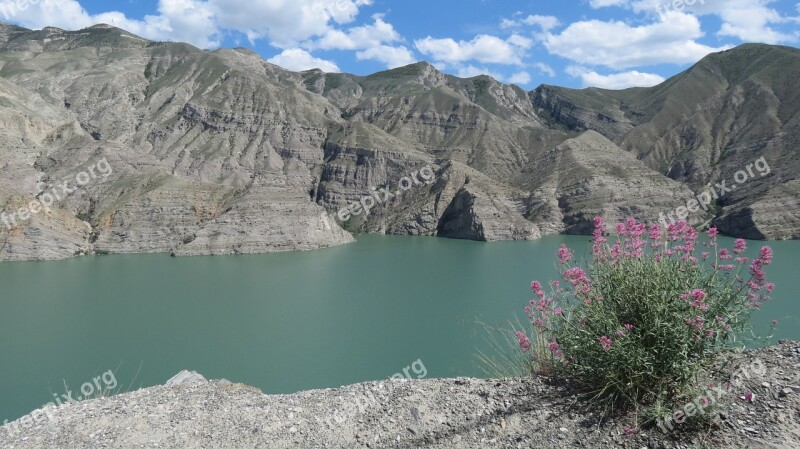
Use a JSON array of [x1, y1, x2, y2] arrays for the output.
[[2, 341, 798, 448]]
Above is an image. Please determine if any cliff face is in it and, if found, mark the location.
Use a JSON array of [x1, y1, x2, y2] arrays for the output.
[[0, 24, 798, 261], [530, 44, 800, 240]]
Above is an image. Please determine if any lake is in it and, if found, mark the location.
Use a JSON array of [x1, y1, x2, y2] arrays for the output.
[[0, 234, 797, 422]]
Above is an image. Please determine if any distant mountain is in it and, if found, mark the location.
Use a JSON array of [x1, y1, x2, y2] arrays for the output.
[[0, 23, 796, 261]]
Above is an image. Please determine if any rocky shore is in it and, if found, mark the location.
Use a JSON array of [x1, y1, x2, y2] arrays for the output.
[[1, 342, 798, 448]]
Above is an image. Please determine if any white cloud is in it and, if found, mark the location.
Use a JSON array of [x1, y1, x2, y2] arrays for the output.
[[454, 65, 505, 80], [712, 1, 797, 43], [304, 14, 416, 68], [0, 0, 381, 49], [210, 0, 373, 47], [414, 34, 529, 65], [544, 11, 730, 69], [589, 0, 629, 8], [0, 0, 221, 47], [356, 45, 417, 68], [567, 66, 665, 89], [305, 15, 402, 50], [267, 48, 341, 72], [507, 71, 531, 85], [507, 33, 534, 49], [534, 62, 556, 77], [501, 14, 560, 31], [631, 0, 799, 44]]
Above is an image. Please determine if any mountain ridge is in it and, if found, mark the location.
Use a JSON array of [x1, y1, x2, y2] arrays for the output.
[[0, 22, 797, 261]]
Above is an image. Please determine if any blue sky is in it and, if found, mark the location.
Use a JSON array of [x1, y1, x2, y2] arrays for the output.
[[1, 0, 799, 88]]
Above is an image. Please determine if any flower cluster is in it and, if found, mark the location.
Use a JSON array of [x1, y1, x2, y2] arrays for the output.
[[513, 217, 776, 417]]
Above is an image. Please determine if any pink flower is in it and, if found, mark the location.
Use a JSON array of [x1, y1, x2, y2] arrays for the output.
[[685, 316, 705, 334], [759, 246, 773, 265], [765, 282, 775, 292], [554, 307, 564, 316], [667, 221, 688, 241], [743, 391, 754, 402], [593, 216, 606, 232], [680, 289, 707, 311], [623, 425, 636, 436], [599, 336, 614, 351], [649, 224, 661, 241], [702, 252, 710, 260], [515, 331, 531, 352], [548, 340, 560, 353], [771, 320, 778, 327], [530, 281, 542, 291], [610, 242, 622, 259], [624, 323, 633, 331], [749, 259, 766, 285], [719, 248, 732, 260], [615, 329, 625, 337], [563, 267, 590, 286], [733, 239, 747, 254], [557, 244, 573, 264], [707, 227, 719, 238]]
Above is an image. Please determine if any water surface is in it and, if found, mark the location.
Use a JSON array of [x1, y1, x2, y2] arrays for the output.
[[1, 235, 797, 421]]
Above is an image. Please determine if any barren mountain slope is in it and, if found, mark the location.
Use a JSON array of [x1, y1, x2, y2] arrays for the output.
[[0, 23, 797, 261]]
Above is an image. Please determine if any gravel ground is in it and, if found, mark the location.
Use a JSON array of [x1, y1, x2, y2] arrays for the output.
[[1, 342, 799, 449]]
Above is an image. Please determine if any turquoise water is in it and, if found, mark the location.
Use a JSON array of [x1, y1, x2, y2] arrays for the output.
[[0, 235, 797, 422]]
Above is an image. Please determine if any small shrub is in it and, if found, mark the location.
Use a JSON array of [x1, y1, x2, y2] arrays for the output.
[[517, 218, 775, 419]]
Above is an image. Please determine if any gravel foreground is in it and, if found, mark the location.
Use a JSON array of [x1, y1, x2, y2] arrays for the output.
[[1, 342, 799, 449]]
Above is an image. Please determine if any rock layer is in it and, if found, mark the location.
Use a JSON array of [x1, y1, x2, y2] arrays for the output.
[[0, 24, 798, 261]]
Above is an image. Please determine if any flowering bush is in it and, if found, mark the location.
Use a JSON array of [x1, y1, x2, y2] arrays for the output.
[[519, 217, 775, 415]]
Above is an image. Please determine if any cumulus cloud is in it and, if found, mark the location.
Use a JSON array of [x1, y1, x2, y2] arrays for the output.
[[0, 0, 381, 49], [567, 66, 665, 89], [534, 62, 556, 77], [0, 0, 221, 47], [454, 65, 506, 80], [501, 14, 560, 31], [267, 48, 341, 72], [589, 0, 629, 8], [570, 0, 798, 44], [356, 45, 417, 68], [507, 71, 531, 85], [305, 15, 401, 50], [631, 0, 798, 44], [301, 14, 415, 68], [544, 11, 730, 69], [211, 0, 373, 47], [414, 34, 529, 65]]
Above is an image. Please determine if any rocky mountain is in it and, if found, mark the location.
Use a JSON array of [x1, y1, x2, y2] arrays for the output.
[[0, 23, 797, 261]]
